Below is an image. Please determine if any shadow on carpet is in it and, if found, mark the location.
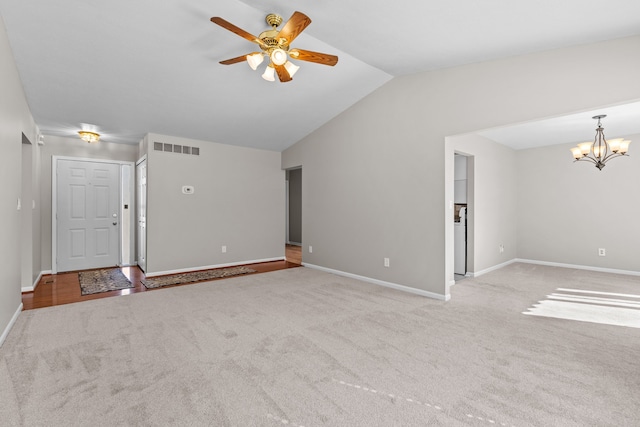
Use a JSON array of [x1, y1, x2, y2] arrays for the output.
[[78, 269, 133, 295], [141, 266, 256, 289]]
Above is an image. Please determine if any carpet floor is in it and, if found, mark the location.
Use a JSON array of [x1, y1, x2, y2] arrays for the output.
[[1, 263, 639, 426]]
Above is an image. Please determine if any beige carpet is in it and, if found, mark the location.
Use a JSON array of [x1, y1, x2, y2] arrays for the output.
[[1, 264, 639, 426]]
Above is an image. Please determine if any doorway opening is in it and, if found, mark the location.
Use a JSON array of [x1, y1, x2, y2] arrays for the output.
[[453, 153, 474, 282], [285, 167, 302, 264]]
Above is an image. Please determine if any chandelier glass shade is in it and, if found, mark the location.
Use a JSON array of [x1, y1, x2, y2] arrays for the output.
[[570, 115, 630, 170]]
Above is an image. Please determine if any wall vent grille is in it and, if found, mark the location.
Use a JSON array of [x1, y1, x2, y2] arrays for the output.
[[152, 142, 201, 156]]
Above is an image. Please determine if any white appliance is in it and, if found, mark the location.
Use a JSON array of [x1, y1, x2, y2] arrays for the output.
[[454, 206, 466, 275]]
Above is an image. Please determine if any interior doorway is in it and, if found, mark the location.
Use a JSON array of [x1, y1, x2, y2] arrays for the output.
[[454, 153, 474, 281], [286, 167, 302, 264], [21, 134, 33, 289]]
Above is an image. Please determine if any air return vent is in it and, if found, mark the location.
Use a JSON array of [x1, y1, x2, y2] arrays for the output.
[[153, 142, 201, 156]]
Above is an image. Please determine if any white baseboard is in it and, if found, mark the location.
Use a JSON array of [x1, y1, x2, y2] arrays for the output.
[[302, 263, 449, 301], [21, 270, 52, 293], [468, 259, 517, 278], [145, 257, 284, 278], [515, 258, 640, 276], [0, 303, 23, 348]]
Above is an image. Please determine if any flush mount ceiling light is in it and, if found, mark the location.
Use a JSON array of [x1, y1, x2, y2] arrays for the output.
[[78, 130, 100, 143], [210, 11, 338, 83], [570, 115, 630, 170]]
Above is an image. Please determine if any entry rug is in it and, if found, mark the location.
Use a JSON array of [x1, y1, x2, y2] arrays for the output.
[[78, 268, 133, 295], [141, 266, 256, 289]]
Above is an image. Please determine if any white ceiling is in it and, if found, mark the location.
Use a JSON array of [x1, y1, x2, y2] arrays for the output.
[[1, 0, 640, 151], [478, 101, 640, 150]]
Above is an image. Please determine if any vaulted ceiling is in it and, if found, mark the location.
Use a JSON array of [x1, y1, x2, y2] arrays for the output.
[[1, 1, 640, 150]]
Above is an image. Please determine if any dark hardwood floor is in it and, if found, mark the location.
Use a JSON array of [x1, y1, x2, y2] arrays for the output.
[[285, 244, 302, 264], [23, 246, 302, 310]]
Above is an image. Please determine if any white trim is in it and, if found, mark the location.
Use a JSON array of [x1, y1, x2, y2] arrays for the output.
[[21, 270, 51, 293], [515, 258, 640, 276], [144, 257, 284, 278], [302, 263, 450, 301], [468, 259, 517, 278], [285, 178, 289, 244], [0, 303, 23, 348], [52, 156, 135, 274]]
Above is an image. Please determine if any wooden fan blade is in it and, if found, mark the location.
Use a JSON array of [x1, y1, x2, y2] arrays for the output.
[[210, 17, 266, 48], [219, 54, 253, 65], [289, 49, 338, 66], [274, 64, 292, 82], [277, 11, 311, 45]]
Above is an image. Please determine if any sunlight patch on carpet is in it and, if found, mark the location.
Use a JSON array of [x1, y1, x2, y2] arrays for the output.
[[523, 288, 640, 328]]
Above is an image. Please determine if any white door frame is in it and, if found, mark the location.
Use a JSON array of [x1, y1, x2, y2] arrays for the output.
[[52, 156, 135, 274], [135, 155, 147, 272]]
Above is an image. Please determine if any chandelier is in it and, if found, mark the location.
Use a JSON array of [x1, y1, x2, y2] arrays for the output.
[[570, 115, 630, 170]]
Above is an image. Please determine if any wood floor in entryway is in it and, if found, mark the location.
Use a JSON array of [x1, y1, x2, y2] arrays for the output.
[[23, 245, 303, 310]]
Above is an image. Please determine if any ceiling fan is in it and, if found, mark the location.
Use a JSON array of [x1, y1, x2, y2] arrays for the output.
[[210, 11, 338, 82]]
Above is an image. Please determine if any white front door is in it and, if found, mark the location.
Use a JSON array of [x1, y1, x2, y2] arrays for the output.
[[56, 159, 120, 272], [136, 159, 147, 272]]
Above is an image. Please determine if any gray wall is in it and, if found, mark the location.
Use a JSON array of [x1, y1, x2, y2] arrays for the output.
[[516, 136, 640, 271], [144, 133, 284, 275], [38, 135, 139, 271], [449, 134, 518, 275], [288, 168, 302, 244], [283, 35, 640, 299], [0, 15, 38, 343]]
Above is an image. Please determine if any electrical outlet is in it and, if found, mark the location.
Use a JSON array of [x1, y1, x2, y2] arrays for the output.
[[598, 248, 606, 256], [499, 244, 504, 253], [221, 245, 227, 253], [309, 246, 313, 253], [384, 258, 390, 267]]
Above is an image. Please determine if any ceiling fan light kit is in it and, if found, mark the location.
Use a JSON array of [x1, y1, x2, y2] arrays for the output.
[[211, 11, 338, 83]]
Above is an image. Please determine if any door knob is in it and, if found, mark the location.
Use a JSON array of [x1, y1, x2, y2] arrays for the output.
[[113, 222, 118, 226]]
